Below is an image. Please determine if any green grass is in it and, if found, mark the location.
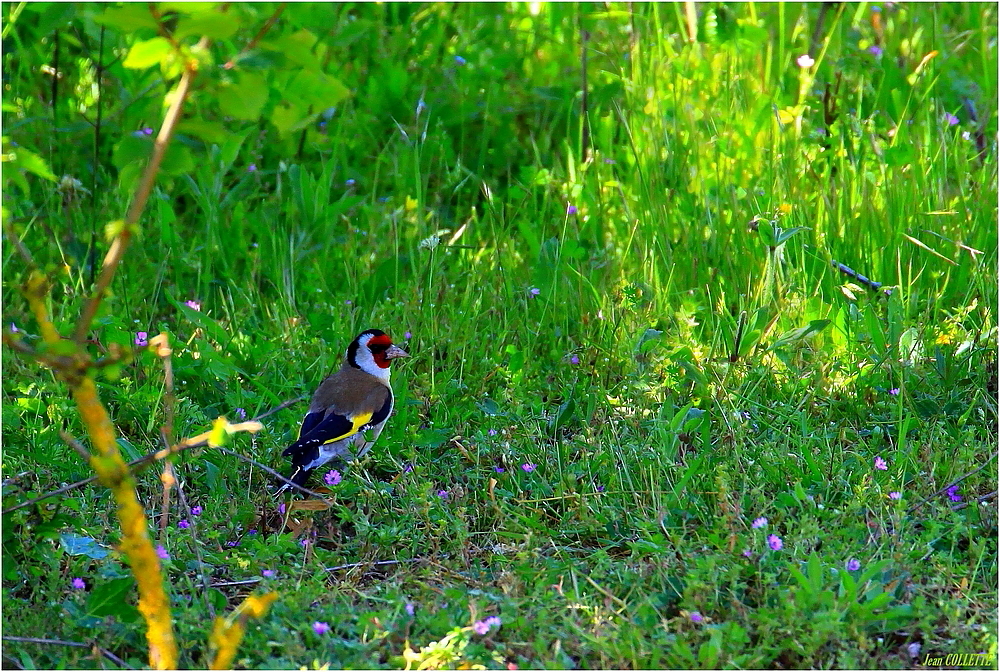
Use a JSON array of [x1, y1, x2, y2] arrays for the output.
[[2, 2, 997, 669]]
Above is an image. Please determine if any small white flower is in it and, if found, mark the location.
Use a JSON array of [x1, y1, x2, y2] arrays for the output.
[[797, 54, 815, 68]]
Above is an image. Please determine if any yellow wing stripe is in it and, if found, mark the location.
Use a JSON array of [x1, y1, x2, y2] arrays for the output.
[[321, 411, 373, 446]]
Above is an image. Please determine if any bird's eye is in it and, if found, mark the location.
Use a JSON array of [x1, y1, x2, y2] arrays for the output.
[[369, 343, 389, 353]]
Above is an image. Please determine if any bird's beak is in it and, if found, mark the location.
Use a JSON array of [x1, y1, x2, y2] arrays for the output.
[[386, 344, 410, 359]]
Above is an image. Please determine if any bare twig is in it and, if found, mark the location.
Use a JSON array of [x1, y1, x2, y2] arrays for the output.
[[1, 635, 134, 669], [223, 3, 286, 69], [2, 397, 304, 515], [908, 450, 999, 514], [73, 38, 206, 345], [59, 430, 92, 460], [324, 558, 422, 573], [3, 218, 36, 266], [174, 476, 216, 619], [951, 490, 998, 512], [213, 445, 328, 499]]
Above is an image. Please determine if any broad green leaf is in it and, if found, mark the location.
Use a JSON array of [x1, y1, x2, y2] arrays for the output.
[[123, 37, 174, 69], [178, 120, 231, 145], [111, 135, 152, 171], [93, 5, 159, 31], [774, 226, 809, 245], [756, 218, 776, 247], [768, 319, 831, 351], [218, 71, 270, 121], [60, 534, 111, 559], [174, 11, 240, 40], [269, 102, 313, 139], [87, 577, 135, 617], [3, 145, 57, 183], [261, 29, 321, 69], [159, 143, 195, 175]]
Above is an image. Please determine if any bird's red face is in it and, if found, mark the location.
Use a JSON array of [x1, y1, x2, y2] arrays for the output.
[[366, 332, 410, 369]]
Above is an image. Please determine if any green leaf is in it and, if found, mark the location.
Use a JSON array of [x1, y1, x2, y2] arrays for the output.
[[177, 120, 232, 145], [218, 71, 270, 121], [159, 143, 195, 175], [87, 577, 135, 617], [269, 102, 313, 139], [548, 398, 576, 432], [768, 319, 831, 351], [112, 135, 152, 171], [774, 226, 809, 245], [476, 398, 502, 416], [174, 12, 240, 41], [4, 146, 57, 182], [60, 534, 111, 559], [637, 328, 664, 354], [261, 29, 322, 69], [413, 429, 450, 449], [123, 37, 174, 69], [756, 218, 777, 247], [93, 5, 159, 31]]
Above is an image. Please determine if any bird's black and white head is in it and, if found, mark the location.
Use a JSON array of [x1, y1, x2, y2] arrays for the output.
[[347, 329, 409, 382]]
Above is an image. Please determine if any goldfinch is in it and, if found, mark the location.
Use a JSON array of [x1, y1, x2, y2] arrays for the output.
[[279, 329, 409, 492]]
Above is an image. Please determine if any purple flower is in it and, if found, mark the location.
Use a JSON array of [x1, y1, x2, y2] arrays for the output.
[[752, 517, 768, 529], [944, 113, 960, 126], [437, 490, 449, 499], [846, 558, 861, 571], [868, 45, 883, 57], [143, 127, 154, 135], [346, 179, 356, 186], [566, 204, 578, 215], [570, 355, 580, 365], [248, 163, 257, 172], [603, 158, 616, 164], [455, 55, 466, 65], [473, 620, 490, 635], [185, 300, 201, 311], [134, 331, 148, 346], [248, 529, 257, 535], [191, 506, 202, 516], [484, 616, 501, 628], [889, 388, 900, 396], [742, 549, 753, 558], [488, 429, 498, 436], [71, 577, 85, 590], [278, 503, 286, 515], [529, 287, 540, 297], [236, 408, 246, 420], [9, 323, 18, 333], [889, 491, 902, 500], [946, 485, 962, 502], [404, 331, 412, 340], [404, 464, 413, 473], [493, 466, 505, 473], [156, 545, 170, 560], [226, 540, 239, 547], [596, 485, 605, 492], [767, 534, 783, 551], [312, 621, 330, 635], [689, 611, 703, 623], [405, 603, 415, 615], [521, 463, 536, 473], [874, 456, 888, 471], [178, 519, 190, 529], [300, 538, 311, 547], [262, 569, 276, 578], [344, 300, 352, 306], [324, 469, 342, 486]]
